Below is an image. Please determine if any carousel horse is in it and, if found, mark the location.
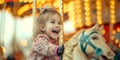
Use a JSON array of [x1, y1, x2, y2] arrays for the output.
[[62, 24, 115, 60]]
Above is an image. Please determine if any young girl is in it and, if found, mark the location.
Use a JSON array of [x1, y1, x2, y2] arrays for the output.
[[27, 7, 64, 60]]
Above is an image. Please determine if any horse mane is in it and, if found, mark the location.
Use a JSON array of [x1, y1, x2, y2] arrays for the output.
[[62, 30, 84, 60]]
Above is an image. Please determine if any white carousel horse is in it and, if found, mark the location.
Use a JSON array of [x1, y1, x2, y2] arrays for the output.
[[62, 24, 115, 60]]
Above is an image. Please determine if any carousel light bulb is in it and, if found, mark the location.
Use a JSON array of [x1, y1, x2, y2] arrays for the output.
[[78, 23, 83, 28], [85, 17, 90, 21], [115, 39, 119, 44], [85, 7, 90, 11], [17, 4, 31, 15], [102, 29, 105, 35], [96, 6, 101, 10], [111, 14, 115, 19], [6, 7, 11, 12], [19, 0, 23, 2], [110, 0, 115, 5], [28, 0, 32, 3], [97, 19, 102, 25], [84, 2, 89, 6], [40, 0, 46, 4], [37, 4, 41, 8], [97, 16, 102, 19], [84, 0, 89, 2], [110, 10, 115, 14], [54, 1, 58, 7], [86, 20, 91, 26], [97, 11, 102, 15], [117, 28, 120, 32], [85, 12, 90, 16], [110, 5, 115, 9], [111, 35, 115, 40], [111, 19, 116, 24], [24, 0, 27, 3], [37, 0, 40, 3], [0, 0, 4, 4], [112, 29, 116, 35], [96, 1, 101, 5], [63, 4, 68, 13], [118, 43, 120, 48]]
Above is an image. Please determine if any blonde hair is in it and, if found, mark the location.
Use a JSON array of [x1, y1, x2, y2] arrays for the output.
[[33, 8, 61, 40]]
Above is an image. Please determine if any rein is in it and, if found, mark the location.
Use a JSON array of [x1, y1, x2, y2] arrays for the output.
[[80, 30, 103, 57]]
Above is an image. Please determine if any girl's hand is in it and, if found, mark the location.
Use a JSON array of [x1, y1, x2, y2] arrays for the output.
[[57, 45, 64, 56]]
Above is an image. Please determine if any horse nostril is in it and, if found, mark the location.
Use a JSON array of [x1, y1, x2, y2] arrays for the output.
[[107, 51, 114, 57]]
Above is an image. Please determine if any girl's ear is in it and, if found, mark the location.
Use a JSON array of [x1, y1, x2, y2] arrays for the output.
[[40, 24, 45, 31]]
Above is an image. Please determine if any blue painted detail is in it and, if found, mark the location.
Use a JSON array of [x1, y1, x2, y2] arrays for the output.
[[80, 31, 103, 56]]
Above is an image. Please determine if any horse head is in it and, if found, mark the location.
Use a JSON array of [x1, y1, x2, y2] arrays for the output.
[[78, 24, 115, 60], [62, 24, 115, 60]]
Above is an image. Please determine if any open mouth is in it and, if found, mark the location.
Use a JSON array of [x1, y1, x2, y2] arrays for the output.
[[101, 55, 108, 60], [52, 29, 59, 34], [101, 55, 113, 60]]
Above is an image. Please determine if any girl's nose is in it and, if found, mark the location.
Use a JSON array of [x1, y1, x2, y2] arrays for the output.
[[55, 23, 60, 27], [55, 24, 61, 29], [55, 25, 60, 28]]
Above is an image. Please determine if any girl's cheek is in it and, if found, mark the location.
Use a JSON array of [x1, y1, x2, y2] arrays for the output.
[[60, 25, 62, 28]]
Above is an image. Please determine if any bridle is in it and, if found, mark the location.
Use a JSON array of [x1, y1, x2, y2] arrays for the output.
[[80, 30, 103, 57]]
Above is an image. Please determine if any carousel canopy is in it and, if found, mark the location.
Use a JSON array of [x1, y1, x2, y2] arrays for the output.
[[0, 0, 120, 26]]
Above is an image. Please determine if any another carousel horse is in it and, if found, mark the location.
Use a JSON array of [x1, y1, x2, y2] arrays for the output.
[[62, 24, 115, 60]]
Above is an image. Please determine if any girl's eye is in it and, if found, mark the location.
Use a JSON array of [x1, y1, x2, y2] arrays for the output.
[[58, 22, 62, 25], [51, 21, 55, 24]]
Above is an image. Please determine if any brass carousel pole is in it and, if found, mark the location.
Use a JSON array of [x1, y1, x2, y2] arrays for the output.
[[33, 0, 37, 24], [109, 19, 113, 47], [59, 0, 64, 46]]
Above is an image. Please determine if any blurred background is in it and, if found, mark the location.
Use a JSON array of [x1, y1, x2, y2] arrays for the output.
[[0, 0, 120, 60]]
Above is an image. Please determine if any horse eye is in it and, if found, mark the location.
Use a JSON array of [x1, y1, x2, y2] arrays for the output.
[[91, 36, 98, 40]]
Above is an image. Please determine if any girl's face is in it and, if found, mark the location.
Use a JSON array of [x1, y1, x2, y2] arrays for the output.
[[44, 14, 62, 40]]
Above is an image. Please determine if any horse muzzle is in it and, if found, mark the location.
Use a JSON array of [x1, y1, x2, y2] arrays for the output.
[[101, 51, 115, 60]]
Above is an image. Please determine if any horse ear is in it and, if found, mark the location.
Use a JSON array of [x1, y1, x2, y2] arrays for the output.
[[99, 25, 104, 31], [90, 23, 99, 30], [99, 25, 104, 34], [85, 23, 99, 35]]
